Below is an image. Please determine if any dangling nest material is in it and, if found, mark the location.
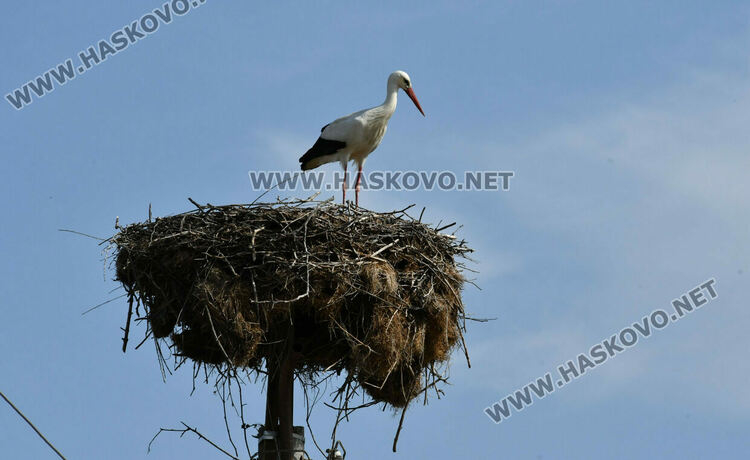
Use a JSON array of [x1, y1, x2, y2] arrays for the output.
[[112, 198, 471, 408]]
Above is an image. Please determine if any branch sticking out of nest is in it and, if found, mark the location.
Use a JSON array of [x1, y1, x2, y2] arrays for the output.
[[112, 197, 471, 409]]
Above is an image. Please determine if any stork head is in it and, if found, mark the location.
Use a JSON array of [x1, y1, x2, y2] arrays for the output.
[[390, 70, 425, 116]]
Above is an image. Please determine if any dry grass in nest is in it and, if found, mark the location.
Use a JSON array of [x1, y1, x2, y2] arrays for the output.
[[112, 197, 472, 409]]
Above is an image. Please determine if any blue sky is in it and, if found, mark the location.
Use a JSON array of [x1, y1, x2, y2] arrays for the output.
[[1, 1, 749, 459]]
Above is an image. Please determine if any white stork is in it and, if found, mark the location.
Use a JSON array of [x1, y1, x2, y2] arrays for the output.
[[299, 70, 425, 206]]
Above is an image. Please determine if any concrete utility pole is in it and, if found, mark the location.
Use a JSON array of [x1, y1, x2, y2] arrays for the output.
[[259, 325, 300, 460]]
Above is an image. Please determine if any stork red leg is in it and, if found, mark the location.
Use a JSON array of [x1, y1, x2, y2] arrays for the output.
[[355, 165, 363, 207], [342, 163, 348, 204]]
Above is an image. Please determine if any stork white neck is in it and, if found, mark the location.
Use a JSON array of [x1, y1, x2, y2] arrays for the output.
[[382, 78, 400, 113]]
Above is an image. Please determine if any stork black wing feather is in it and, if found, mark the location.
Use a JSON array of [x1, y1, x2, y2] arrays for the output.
[[299, 137, 347, 170]]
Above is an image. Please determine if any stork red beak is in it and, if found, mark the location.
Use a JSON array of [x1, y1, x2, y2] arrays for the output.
[[405, 87, 425, 116]]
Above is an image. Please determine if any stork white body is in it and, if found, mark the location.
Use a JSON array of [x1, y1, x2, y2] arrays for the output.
[[299, 70, 425, 206]]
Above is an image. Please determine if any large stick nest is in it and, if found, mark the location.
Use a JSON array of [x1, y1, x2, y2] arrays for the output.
[[113, 198, 471, 408]]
